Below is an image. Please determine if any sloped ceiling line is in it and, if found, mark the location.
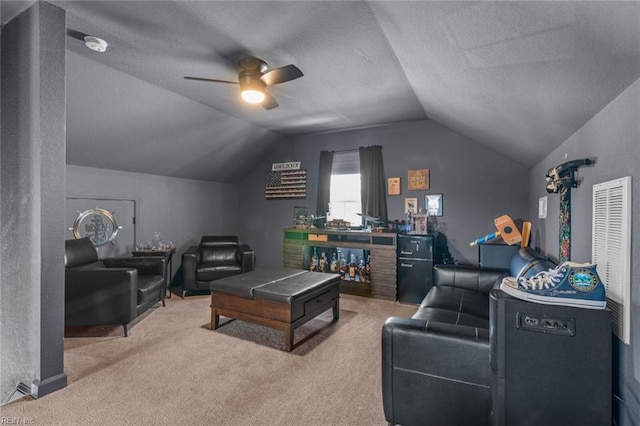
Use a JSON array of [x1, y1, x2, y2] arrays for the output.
[[4, 1, 640, 181]]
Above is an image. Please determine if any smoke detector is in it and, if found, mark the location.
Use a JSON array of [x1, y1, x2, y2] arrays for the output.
[[84, 36, 108, 53]]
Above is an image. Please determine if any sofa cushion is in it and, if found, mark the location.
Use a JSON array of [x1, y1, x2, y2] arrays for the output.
[[196, 262, 242, 282], [69, 260, 106, 270], [200, 235, 238, 248], [200, 247, 238, 264], [421, 286, 491, 319], [65, 237, 99, 268], [413, 285, 491, 328], [137, 274, 164, 304], [412, 306, 489, 329], [434, 264, 508, 294]]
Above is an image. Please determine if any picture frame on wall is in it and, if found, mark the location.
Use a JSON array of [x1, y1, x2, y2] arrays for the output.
[[425, 194, 443, 216], [405, 197, 418, 214], [408, 169, 430, 190], [387, 177, 401, 195]]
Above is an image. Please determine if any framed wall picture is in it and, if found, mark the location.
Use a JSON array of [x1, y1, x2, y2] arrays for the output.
[[405, 197, 418, 214], [387, 177, 401, 195], [425, 194, 443, 216], [408, 169, 430, 190]]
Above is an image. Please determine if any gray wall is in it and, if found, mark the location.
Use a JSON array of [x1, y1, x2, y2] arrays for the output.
[[1, 2, 67, 402], [238, 119, 530, 268], [2, 4, 634, 416], [528, 77, 640, 425], [66, 165, 241, 274]]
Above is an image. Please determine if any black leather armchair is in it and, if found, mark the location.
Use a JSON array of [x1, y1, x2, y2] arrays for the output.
[[65, 237, 166, 336], [181, 235, 255, 298], [382, 248, 555, 426]]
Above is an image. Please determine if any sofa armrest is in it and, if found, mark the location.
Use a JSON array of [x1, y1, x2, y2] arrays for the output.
[[181, 246, 199, 290], [433, 264, 508, 294], [382, 317, 491, 426], [238, 244, 255, 272], [65, 268, 137, 326], [104, 256, 166, 276]]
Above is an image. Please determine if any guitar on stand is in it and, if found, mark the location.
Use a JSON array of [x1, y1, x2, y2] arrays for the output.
[[545, 158, 593, 262]]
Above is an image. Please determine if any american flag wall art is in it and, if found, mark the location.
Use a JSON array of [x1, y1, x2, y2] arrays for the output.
[[265, 169, 307, 199]]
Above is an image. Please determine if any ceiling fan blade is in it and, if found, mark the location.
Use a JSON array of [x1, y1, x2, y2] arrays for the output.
[[260, 64, 303, 86], [262, 91, 279, 110], [184, 76, 238, 84]]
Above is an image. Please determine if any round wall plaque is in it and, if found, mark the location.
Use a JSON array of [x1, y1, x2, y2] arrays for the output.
[[69, 207, 123, 246]]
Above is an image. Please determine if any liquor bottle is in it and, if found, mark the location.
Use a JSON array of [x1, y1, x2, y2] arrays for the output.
[[348, 253, 357, 280], [365, 255, 371, 282], [330, 252, 338, 273], [357, 256, 366, 282], [310, 248, 318, 272], [340, 251, 349, 280], [319, 252, 327, 273], [338, 250, 346, 279]]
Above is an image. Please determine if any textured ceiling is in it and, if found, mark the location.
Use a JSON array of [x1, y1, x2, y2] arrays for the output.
[[3, 1, 640, 182]]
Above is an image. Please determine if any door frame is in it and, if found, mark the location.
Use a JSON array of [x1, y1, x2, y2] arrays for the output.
[[66, 194, 140, 248]]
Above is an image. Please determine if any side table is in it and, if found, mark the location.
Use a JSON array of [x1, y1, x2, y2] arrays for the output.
[[132, 248, 176, 298]]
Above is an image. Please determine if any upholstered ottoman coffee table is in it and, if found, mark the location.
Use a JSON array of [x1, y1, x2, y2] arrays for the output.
[[210, 269, 340, 351]]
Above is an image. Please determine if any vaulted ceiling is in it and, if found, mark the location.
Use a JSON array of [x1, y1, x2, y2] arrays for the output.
[[3, 1, 640, 182]]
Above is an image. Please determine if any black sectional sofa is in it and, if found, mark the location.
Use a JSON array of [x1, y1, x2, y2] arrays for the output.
[[382, 247, 555, 426]]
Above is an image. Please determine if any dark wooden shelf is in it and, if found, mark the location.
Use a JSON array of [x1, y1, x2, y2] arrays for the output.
[[283, 228, 396, 301]]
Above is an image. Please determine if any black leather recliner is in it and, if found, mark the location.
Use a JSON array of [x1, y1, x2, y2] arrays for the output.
[[65, 237, 166, 336], [382, 247, 555, 426], [181, 236, 255, 298]]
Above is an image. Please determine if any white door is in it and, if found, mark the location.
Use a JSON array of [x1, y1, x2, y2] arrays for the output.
[[66, 198, 136, 258]]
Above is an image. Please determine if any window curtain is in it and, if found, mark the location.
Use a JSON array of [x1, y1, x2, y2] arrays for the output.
[[317, 150, 333, 216], [359, 146, 388, 221]]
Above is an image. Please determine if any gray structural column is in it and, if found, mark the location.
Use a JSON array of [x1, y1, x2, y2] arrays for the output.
[[1, 2, 67, 402]]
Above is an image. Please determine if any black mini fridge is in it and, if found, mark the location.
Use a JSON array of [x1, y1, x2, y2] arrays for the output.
[[489, 290, 612, 426], [397, 233, 445, 304]]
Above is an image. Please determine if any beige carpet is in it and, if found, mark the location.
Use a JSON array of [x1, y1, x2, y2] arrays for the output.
[[0, 293, 416, 425]]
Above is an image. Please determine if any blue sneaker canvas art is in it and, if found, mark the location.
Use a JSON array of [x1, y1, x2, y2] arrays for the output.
[[500, 262, 606, 309]]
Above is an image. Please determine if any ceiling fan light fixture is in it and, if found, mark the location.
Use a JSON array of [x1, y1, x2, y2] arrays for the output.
[[184, 56, 301, 110], [239, 74, 267, 104], [241, 89, 265, 104]]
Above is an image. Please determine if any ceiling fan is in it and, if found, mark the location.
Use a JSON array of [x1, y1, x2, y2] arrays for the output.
[[184, 57, 303, 110]]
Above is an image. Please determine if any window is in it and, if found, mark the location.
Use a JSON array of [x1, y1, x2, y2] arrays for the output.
[[330, 174, 361, 226], [329, 151, 361, 227]]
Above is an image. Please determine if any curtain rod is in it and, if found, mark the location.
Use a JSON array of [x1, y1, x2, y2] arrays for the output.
[[324, 145, 382, 154]]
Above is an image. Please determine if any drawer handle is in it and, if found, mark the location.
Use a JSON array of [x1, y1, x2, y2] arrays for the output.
[[401, 263, 414, 268], [400, 251, 413, 255]]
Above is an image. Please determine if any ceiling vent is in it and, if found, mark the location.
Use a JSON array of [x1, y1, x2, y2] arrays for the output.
[[592, 176, 631, 344]]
